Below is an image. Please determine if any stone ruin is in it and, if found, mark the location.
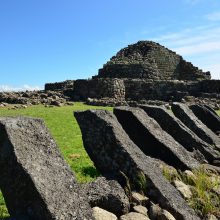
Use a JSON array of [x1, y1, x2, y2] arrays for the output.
[[0, 40, 219, 109], [0, 40, 220, 219], [97, 41, 210, 80], [0, 103, 220, 219], [44, 40, 219, 108]]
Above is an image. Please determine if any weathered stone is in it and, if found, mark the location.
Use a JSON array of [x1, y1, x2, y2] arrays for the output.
[[173, 180, 192, 199], [183, 170, 196, 181], [189, 104, 220, 134], [114, 106, 199, 170], [97, 41, 210, 80], [120, 212, 150, 220], [0, 117, 93, 220], [45, 80, 74, 91], [82, 176, 130, 216], [172, 103, 220, 149], [139, 104, 220, 164], [75, 110, 200, 220], [92, 207, 117, 220], [133, 205, 148, 216], [149, 204, 162, 220], [131, 192, 149, 206], [159, 210, 176, 220], [207, 214, 218, 220]]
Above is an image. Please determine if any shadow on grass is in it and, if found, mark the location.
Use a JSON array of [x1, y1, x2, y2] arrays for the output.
[[81, 166, 100, 179]]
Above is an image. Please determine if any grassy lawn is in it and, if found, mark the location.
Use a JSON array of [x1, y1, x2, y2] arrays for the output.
[[0, 102, 112, 218]]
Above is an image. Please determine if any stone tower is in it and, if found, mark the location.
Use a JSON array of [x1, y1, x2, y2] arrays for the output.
[[97, 41, 211, 80]]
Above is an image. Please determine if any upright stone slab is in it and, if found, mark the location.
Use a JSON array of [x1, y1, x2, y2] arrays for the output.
[[139, 105, 220, 163], [0, 117, 93, 220], [114, 107, 199, 170], [189, 104, 220, 134], [172, 103, 220, 149], [75, 110, 200, 220]]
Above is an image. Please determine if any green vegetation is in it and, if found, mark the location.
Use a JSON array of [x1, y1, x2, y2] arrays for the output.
[[0, 103, 219, 218], [163, 165, 220, 218], [0, 102, 112, 218]]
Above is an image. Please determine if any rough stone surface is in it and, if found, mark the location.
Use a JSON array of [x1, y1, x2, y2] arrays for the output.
[[139, 104, 220, 163], [92, 207, 117, 220], [149, 204, 163, 220], [114, 106, 199, 170], [159, 210, 176, 220], [133, 205, 148, 216], [131, 192, 149, 206], [207, 214, 218, 220], [82, 176, 130, 216], [172, 102, 220, 149], [75, 110, 200, 220], [0, 117, 93, 220], [0, 90, 71, 106], [189, 104, 220, 135], [173, 180, 192, 199], [45, 80, 74, 91], [97, 41, 210, 80], [120, 212, 150, 220]]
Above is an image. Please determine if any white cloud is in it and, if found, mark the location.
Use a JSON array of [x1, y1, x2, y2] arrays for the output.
[[206, 11, 220, 21], [203, 64, 220, 79], [0, 84, 42, 92], [151, 23, 220, 79], [173, 41, 220, 56]]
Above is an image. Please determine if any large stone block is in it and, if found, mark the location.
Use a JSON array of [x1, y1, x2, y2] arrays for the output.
[[75, 110, 200, 220], [82, 177, 130, 216], [114, 107, 199, 170], [189, 104, 220, 135], [172, 103, 220, 149], [139, 105, 220, 163], [0, 117, 93, 220]]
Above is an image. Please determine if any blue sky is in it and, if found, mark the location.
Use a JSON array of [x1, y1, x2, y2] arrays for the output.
[[0, 0, 220, 91]]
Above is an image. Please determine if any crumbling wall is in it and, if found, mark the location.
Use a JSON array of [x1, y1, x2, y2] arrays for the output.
[[45, 80, 74, 91], [97, 41, 210, 81], [73, 78, 125, 100]]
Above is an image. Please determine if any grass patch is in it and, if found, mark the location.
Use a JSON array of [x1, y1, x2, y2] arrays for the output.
[[163, 165, 220, 218], [0, 102, 112, 218]]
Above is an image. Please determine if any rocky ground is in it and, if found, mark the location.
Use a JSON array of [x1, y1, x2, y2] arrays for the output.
[[0, 90, 74, 108], [86, 95, 220, 110]]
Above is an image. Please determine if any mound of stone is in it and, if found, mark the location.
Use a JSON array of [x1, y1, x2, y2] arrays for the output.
[[97, 41, 210, 80]]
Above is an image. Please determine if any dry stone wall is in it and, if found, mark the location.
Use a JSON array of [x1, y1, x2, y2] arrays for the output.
[[73, 78, 125, 101], [41, 41, 219, 107], [97, 41, 210, 81], [45, 80, 74, 91]]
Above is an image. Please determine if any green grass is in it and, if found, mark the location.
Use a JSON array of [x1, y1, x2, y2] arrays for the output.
[[163, 165, 220, 218], [0, 102, 112, 218]]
